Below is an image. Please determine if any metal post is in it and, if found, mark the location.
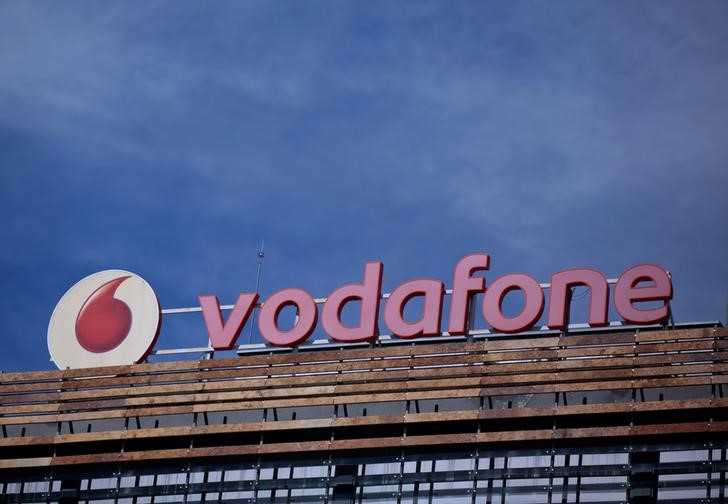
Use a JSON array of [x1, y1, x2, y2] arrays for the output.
[[485, 457, 495, 504], [499, 456, 508, 504], [248, 240, 266, 344], [560, 454, 570, 504], [471, 396, 485, 504], [719, 448, 726, 503], [466, 292, 477, 342]]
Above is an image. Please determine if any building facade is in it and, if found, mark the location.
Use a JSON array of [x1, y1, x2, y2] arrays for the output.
[[1, 323, 726, 503]]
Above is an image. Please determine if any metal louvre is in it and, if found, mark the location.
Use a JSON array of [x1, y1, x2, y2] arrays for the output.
[[0, 444, 726, 503]]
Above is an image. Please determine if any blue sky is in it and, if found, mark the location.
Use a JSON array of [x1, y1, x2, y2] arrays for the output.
[[1, 1, 726, 372]]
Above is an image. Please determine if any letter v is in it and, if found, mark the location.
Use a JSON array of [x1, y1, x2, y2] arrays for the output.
[[199, 293, 259, 350]]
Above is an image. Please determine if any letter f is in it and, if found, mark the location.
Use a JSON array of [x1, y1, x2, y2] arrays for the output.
[[448, 254, 490, 335]]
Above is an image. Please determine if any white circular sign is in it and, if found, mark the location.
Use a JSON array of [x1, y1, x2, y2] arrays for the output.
[[48, 270, 161, 369]]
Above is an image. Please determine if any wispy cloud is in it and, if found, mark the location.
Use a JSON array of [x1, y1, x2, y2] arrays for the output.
[[0, 1, 726, 371]]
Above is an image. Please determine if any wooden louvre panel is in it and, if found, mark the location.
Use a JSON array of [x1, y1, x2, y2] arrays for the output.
[[0, 326, 725, 470]]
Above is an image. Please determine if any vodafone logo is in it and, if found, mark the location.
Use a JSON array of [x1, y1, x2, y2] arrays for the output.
[[48, 270, 161, 369], [46, 256, 673, 370]]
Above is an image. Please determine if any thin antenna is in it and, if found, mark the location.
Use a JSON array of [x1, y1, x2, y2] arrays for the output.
[[247, 239, 265, 344]]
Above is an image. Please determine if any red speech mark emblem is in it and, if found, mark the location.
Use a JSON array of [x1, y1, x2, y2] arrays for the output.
[[48, 270, 161, 369], [75, 276, 133, 353]]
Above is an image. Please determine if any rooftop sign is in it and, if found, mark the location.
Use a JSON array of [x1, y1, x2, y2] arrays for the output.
[[48, 254, 673, 369], [47, 270, 161, 369]]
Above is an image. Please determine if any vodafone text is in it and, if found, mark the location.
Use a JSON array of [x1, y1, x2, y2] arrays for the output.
[[199, 254, 672, 349]]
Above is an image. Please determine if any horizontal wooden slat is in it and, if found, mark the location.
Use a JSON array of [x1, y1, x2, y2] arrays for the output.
[[557, 332, 636, 347], [0, 369, 717, 424], [0, 326, 725, 471], [557, 344, 634, 358], [3, 343, 720, 398], [1, 417, 723, 469], [2, 366, 714, 418], [5, 354, 715, 408], [635, 328, 709, 342], [14, 397, 724, 448], [4, 328, 725, 388]]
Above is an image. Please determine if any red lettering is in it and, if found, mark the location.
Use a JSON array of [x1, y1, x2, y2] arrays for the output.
[[199, 293, 259, 350], [547, 268, 609, 330], [258, 288, 318, 347], [614, 264, 672, 324], [321, 262, 383, 343], [383, 279, 444, 339], [482, 274, 544, 333], [198, 257, 672, 348]]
